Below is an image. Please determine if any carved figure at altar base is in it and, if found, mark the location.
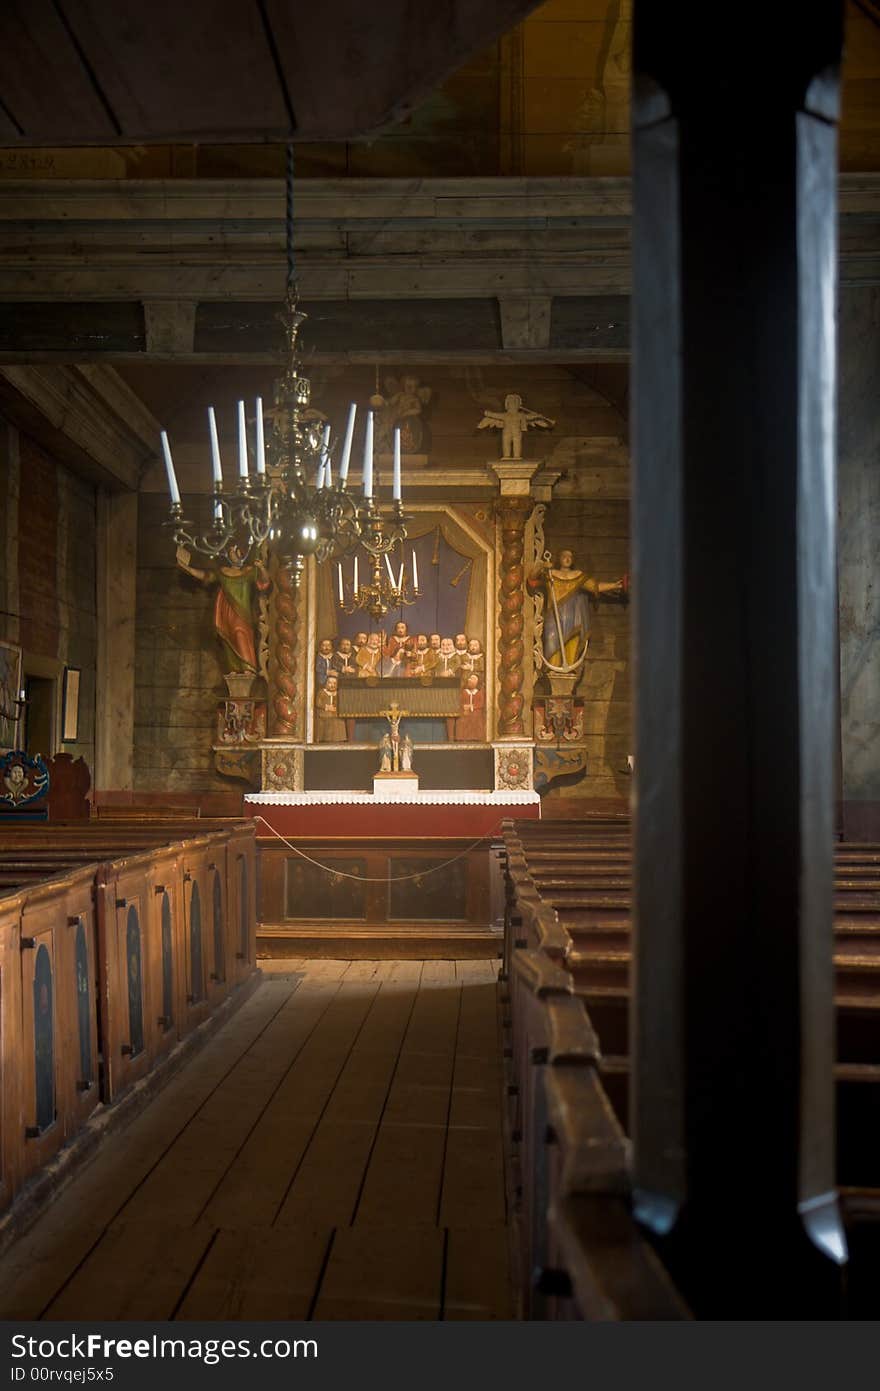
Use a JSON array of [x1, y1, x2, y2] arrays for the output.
[[460, 637, 485, 679], [379, 732, 393, 772], [378, 700, 410, 771], [370, 373, 432, 454], [332, 637, 357, 677], [315, 638, 334, 689], [176, 542, 269, 675], [400, 733, 414, 772], [527, 548, 627, 672], [315, 673, 347, 743], [478, 392, 555, 460], [456, 673, 486, 741], [382, 620, 410, 677], [356, 632, 382, 677]]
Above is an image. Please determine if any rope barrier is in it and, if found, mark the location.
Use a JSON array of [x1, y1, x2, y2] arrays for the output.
[[253, 813, 505, 883]]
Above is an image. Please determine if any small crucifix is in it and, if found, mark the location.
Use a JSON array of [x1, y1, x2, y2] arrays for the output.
[[378, 700, 410, 772]]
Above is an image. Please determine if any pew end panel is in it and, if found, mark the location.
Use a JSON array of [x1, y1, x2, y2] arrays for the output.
[[99, 864, 156, 1100], [0, 894, 24, 1210], [19, 895, 69, 1179], [145, 848, 186, 1058], [59, 872, 102, 1133], [180, 841, 216, 1033]]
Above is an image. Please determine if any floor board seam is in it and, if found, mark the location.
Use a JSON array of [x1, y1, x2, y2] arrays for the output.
[[347, 966, 426, 1226]]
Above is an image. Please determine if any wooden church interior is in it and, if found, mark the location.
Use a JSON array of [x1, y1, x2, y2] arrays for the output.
[[0, 0, 878, 1321]]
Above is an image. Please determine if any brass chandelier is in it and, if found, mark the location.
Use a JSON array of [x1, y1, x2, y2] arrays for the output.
[[158, 145, 412, 589]]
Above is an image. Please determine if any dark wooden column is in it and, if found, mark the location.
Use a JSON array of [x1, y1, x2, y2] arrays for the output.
[[630, 6, 846, 1316]]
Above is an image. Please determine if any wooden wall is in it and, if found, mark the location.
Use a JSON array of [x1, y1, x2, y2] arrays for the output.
[[0, 417, 97, 772], [0, 2, 875, 180]]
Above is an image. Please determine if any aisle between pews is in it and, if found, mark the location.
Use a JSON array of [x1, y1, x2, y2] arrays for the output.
[[0, 959, 512, 1321]]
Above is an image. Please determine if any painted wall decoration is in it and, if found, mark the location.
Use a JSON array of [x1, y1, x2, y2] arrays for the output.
[[533, 695, 585, 743], [284, 857, 367, 921], [388, 857, 467, 922], [0, 750, 49, 810], [216, 698, 266, 745], [535, 747, 589, 797]]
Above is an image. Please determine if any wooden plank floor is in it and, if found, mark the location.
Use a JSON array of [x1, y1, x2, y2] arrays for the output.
[[0, 960, 512, 1321]]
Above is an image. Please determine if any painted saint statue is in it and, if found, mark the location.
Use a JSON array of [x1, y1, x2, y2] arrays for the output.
[[527, 548, 625, 672], [177, 543, 269, 674]]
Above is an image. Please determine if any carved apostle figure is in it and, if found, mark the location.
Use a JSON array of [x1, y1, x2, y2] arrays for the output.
[[176, 541, 269, 675], [527, 548, 625, 672], [315, 637, 334, 689], [315, 673, 347, 742], [332, 636, 357, 677], [356, 632, 382, 677]]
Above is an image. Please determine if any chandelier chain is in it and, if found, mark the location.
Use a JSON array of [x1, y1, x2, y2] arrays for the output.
[[286, 141, 296, 294]]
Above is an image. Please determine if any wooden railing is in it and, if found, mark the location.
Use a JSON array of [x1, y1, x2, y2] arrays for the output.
[[0, 820, 257, 1216]]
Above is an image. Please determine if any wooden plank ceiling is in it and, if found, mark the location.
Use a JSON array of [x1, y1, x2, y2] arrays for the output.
[[0, 0, 543, 145]]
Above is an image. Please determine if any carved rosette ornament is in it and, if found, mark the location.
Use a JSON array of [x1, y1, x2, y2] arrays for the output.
[[496, 497, 531, 737], [494, 744, 534, 791], [261, 746, 304, 792], [267, 559, 303, 736]]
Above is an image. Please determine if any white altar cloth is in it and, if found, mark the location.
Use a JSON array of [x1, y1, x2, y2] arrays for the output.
[[245, 789, 541, 807]]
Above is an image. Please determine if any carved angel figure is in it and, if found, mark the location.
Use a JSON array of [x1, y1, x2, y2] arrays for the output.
[[370, 373, 432, 453], [478, 392, 555, 459]]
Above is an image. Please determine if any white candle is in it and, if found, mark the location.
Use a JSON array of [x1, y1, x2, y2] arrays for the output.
[[412, 548, 419, 591], [322, 423, 332, 488], [315, 457, 325, 489], [207, 407, 222, 488], [255, 397, 266, 475], [339, 402, 356, 484], [237, 400, 248, 479], [392, 427, 402, 501], [353, 554, 359, 595], [160, 431, 181, 506], [337, 562, 344, 604], [363, 411, 374, 499], [384, 554, 396, 586], [398, 560, 404, 590], [214, 499, 223, 522]]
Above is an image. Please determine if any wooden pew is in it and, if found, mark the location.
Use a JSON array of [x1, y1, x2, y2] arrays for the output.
[[0, 820, 258, 1221], [505, 948, 689, 1319], [501, 817, 880, 1315]]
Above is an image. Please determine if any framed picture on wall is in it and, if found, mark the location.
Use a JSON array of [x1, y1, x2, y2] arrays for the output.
[[61, 666, 81, 743], [0, 640, 22, 751]]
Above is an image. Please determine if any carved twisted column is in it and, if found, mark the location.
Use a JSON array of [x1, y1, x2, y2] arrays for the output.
[[496, 496, 531, 737], [267, 559, 302, 736]]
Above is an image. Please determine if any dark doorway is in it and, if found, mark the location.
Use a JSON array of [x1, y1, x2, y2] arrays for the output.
[[24, 675, 54, 758]]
